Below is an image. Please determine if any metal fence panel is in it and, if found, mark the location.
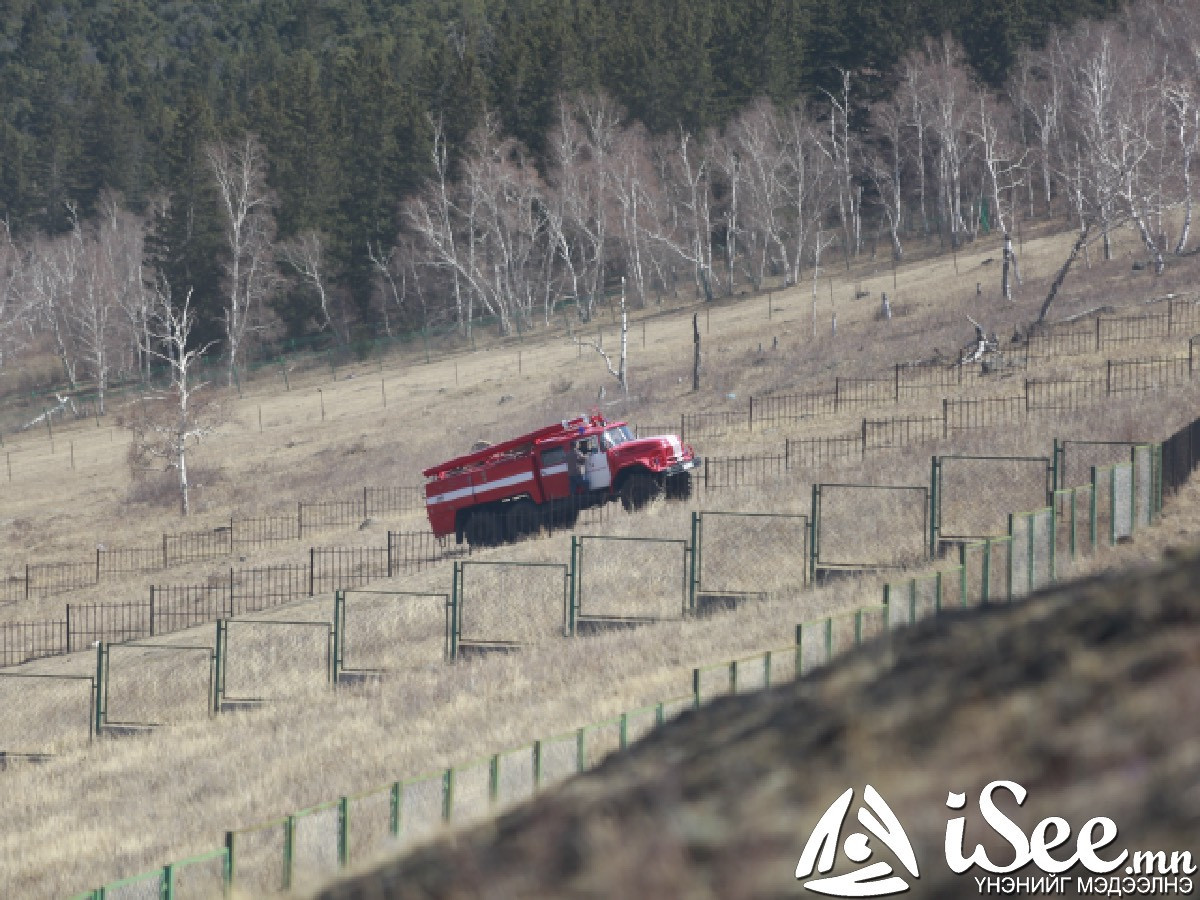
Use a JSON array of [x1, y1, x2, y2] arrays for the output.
[[293, 805, 340, 884], [1133, 445, 1153, 527], [576, 537, 687, 623], [399, 774, 444, 845], [696, 512, 807, 602], [538, 734, 579, 786], [497, 746, 535, 807], [450, 759, 493, 825], [1113, 463, 1134, 541]]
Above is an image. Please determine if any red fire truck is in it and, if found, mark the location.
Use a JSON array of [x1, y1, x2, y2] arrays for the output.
[[423, 414, 699, 546]]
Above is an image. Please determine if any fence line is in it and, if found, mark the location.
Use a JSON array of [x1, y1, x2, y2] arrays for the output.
[[69, 423, 1185, 900]]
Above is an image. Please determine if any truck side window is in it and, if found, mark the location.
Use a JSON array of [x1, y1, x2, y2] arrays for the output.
[[541, 447, 565, 466]]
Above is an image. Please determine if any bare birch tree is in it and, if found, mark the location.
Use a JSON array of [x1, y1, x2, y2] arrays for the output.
[[280, 230, 343, 341], [208, 134, 276, 384], [129, 282, 220, 516]]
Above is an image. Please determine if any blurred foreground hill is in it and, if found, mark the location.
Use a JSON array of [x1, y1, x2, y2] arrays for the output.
[[314, 551, 1200, 899]]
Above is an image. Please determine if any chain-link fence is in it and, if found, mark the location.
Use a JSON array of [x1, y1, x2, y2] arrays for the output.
[[933, 455, 1052, 548], [215, 619, 334, 710], [450, 561, 569, 656], [333, 590, 449, 680], [810, 483, 928, 578], [98, 643, 215, 730], [573, 536, 689, 629], [691, 511, 808, 612]]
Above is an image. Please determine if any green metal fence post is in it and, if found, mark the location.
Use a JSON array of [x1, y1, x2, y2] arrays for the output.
[[338, 796, 350, 868], [389, 783, 401, 838], [934, 572, 943, 614], [824, 616, 833, 663], [1052, 438, 1061, 492], [450, 563, 460, 660], [213, 620, 225, 713], [332, 591, 344, 685], [908, 578, 917, 623], [533, 741, 543, 788], [1069, 489, 1078, 558], [795, 624, 803, 676], [489, 755, 500, 804], [982, 540, 991, 605], [162, 863, 174, 900], [764, 650, 773, 687], [619, 713, 629, 750], [959, 545, 969, 607], [282, 815, 295, 890], [93, 641, 105, 735], [1155, 443, 1164, 517], [223, 831, 235, 897], [1090, 467, 1099, 550], [568, 537, 578, 636], [576, 728, 586, 773], [442, 768, 455, 822], [692, 668, 702, 708], [1110, 465, 1118, 547], [688, 512, 699, 613], [730, 659, 739, 694], [929, 456, 940, 556], [1006, 516, 1015, 602], [809, 484, 819, 582], [882, 584, 891, 628], [1049, 502, 1057, 583], [1027, 513, 1036, 594]]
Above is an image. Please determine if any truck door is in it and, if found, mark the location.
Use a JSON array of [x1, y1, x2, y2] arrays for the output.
[[583, 439, 612, 489], [537, 446, 570, 498]]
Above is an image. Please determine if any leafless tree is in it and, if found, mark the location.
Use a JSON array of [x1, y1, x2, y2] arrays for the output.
[[27, 205, 85, 391], [781, 101, 833, 287], [919, 37, 975, 248], [970, 89, 1027, 297], [864, 96, 908, 261], [546, 94, 619, 317], [129, 282, 221, 516], [573, 276, 628, 398], [208, 134, 277, 384], [280, 229, 343, 341], [650, 129, 714, 301], [820, 69, 863, 264], [725, 100, 792, 288], [0, 222, 30, 368]]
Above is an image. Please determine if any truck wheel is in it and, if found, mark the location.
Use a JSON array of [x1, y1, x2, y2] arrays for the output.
[[465, 512, 502, 547], [620, 474, 662, 511], [505, 501, 539, 541], [665, 472, 692, 500]]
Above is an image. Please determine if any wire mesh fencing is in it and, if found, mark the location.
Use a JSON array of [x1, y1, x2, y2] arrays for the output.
[[933, 455, 1052, 548], [450, 561, 569, 656], [691, 511, 808, 611], [333, 590, 449, 677], [810, 483, 928, 578], [573, 536, 689, 628]]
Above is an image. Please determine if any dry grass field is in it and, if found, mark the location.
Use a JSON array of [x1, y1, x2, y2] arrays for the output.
[[2, 218, 1200, 897]]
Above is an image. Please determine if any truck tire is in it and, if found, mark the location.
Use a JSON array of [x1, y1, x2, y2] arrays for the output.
[[620, 473, 662, 511], [665, 472, 692, 500], [505, 500, 539, 541], [465, 511, 502, 547]]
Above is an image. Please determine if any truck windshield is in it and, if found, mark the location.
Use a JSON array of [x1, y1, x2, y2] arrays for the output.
[[602, 426, 634, 448]]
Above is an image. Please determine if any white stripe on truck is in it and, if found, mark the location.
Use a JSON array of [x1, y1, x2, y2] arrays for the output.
[[426, 470, 535, 506]]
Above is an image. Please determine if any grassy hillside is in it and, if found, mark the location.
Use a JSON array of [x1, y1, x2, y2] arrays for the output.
[[2, 219, 1199, 897]]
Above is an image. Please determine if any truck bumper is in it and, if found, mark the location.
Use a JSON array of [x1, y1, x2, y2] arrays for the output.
[[663, 458, 700, 477]]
